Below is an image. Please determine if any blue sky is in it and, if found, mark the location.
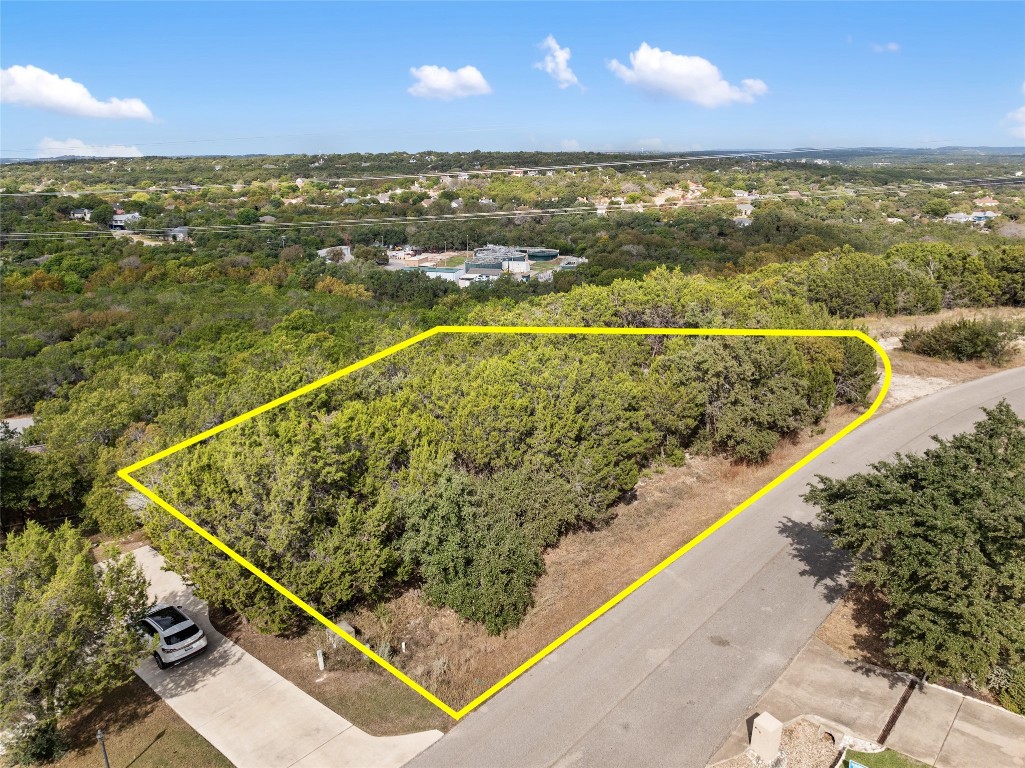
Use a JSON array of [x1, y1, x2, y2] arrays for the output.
[[2, 1, 1023, 157]]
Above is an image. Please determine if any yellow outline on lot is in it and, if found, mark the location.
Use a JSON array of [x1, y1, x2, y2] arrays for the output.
[[118, 326, 892, 720]]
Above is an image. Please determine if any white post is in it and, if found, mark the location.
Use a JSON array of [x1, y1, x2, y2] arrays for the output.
[[751, 712, 783, 763]]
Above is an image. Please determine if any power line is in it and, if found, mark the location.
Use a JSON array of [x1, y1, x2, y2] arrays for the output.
[[0, 147, 864, 197], [5, 177, 1021, 242]]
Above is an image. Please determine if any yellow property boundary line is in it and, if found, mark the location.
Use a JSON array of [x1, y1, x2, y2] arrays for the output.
[[118, 326, 892, 720]]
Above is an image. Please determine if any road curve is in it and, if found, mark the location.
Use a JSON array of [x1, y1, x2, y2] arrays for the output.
[[409, 367, 1025, 768]]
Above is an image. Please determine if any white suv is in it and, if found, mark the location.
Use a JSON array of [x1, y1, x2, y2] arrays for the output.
[[139, 604, 208, 669]]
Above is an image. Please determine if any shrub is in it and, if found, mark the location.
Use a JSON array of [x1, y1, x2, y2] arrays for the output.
[[901, 318, 1021, 364], [3, 719, 67, 765], [84, 483, 138, 536], [997, 666, 1025, 714]]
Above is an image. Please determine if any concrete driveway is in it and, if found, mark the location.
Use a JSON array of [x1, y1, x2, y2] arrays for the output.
[[133, 546, 442, 768], [713, 638, 1025, 767]]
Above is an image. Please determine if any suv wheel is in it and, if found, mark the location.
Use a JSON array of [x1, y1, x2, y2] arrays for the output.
[[153, 651, 167, 670]]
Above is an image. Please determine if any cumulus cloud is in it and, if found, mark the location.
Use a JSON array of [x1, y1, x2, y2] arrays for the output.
[[408, 65, 491, 100], [37, 137, 142, 158], [560, 138, 581, 151], [1004, 106, 1025, 140], [607, 44, 767, 107], [535, 35, 580, 89], [1, 65, 153, 120], [871, 42, 901, 53]]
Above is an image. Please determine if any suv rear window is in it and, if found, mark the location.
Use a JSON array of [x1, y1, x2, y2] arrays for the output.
[[165, 625, 202, 645], [147, 607, 188, 630]]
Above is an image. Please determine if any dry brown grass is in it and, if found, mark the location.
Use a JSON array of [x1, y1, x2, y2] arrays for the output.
[[209, 606, 451, 736], [210, 408, 864, 725], [813, 587, 892, 668], [862, 306, 1025, 339], [885, 349, 1022, 383], [341, 408, 863, 709], [45, 677, 230, 768]]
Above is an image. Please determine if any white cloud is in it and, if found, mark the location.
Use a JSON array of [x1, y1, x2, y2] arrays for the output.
[[408, 65, 491, 100], [1004, 106, 1025, 140], [38, 138, 142, 158], [607, 44, 767, 107], [535, 35, 580, 89], [1, 65, 153, 120], [560, 138, 581, 151], [871, 42, 901, 53]]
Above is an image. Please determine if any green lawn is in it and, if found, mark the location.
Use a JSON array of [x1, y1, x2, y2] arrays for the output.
[[844, 749, 930, 768]]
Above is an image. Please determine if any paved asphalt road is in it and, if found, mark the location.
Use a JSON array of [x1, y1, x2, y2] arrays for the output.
[[410, 368, 1025, 768]]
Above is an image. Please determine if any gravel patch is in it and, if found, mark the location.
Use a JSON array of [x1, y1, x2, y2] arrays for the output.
[[709, 718, 841, 768]]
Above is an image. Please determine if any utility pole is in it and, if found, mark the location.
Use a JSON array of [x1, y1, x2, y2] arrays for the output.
[[97, 730, 111, 768]]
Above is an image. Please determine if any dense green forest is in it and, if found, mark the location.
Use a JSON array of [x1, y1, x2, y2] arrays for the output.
[[2, 152, 1023, 640]]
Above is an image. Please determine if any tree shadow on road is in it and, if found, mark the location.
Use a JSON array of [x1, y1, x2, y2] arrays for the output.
[[776, 516, 852, 605]]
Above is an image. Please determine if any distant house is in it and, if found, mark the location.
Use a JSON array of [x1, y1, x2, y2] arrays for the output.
[[450, 198, 464, 209], [166, 226, 189, 242], [258, 215, 277, 223], [559, 255, 589, 269], [69, 208, 91, 221], [110, 212, 141, 230], [733, 216, 753, 228], [971, 210, 999, 223], [973, 197, 999, 207], [478, 197, 495, 205], [317, 245, 352, 262], [732, 190, 750, 198], [944, 212, 972, 224], [736, 203, 754, 216], [342, 198, 359, 205]]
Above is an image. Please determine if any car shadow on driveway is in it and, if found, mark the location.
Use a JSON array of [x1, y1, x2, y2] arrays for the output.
[[133, 563, 259, 708]]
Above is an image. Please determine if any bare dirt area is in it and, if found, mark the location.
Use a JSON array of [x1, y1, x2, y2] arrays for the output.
[[210, 408, 864, 722], [87, 528, 151, 564], [208, 606, 452, 736], [863, 306, 1025, 340], [47, 677, 230, 768], [814, 587, 892, 668], [861, 307, 1025, 410], [340, 407, 863, 710]]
